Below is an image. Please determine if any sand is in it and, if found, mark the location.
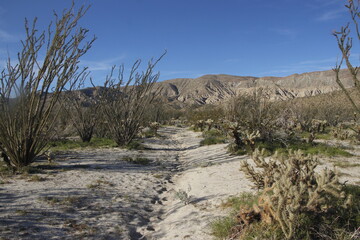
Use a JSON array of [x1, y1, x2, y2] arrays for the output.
[[0, 126, 359, 240]]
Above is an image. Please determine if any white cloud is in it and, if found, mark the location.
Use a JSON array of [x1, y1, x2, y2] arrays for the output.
[[298, 57, 337, 65], [224, 58, 240, 63], [316, 8, 347, 21], [160, 70, 202, 79], [315, 0, 340, 7], [269, 28, 298, 38], [258, 55, 355, 76], [80, 55, 126, 72], [307, 0, 342, 10], [0, 29, 19, 42]]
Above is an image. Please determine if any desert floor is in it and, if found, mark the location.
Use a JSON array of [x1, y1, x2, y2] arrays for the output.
[[0, 126, 359, 240]]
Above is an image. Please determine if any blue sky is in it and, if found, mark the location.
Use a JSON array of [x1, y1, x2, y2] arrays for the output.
[[0, 0, 357, 85]]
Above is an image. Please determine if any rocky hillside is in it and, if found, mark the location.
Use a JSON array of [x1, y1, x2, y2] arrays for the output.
[[154, 69, 353, 105]]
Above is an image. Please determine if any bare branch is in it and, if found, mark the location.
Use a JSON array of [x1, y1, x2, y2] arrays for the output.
[[0, 3, 95, 169], [99, 52, 166, 146]]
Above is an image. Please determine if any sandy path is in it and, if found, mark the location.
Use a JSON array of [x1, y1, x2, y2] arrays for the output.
[[315, 139, 360, 185], [0, 127, 359, 240], [144, 130, 254, 240], [1, 126, 247, 240], [0, 127, 185, 240]]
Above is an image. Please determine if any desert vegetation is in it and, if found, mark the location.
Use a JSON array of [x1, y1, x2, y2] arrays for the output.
[[0, 3, 95, 171], [61, 74, 101, 143], [98, 53, 166, 147], [0, 1, 360, 240]]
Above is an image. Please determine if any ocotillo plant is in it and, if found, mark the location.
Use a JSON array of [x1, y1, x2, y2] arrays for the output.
[[99, 52, 165, 146], [0, 3, 95, 170]]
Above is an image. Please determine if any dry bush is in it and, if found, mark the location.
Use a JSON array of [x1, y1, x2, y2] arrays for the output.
[[186, 104, 225, 128], [99, 53, 165, 146], [277, 90, 359, 144], [333, 0, 360, 112], [333, 0, 360, 139], [142, 95, 185, 125], [0, 3, 94, 170], [281, 91, 356, 129], [62, 79, 101, 142], [222, 121, 260, 151], [226, 88, 278, 142], [224, 87, 289, 153]]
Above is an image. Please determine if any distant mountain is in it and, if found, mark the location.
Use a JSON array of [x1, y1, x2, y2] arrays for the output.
[[77, 69, 353, 107], [154, 69, 353, 105]]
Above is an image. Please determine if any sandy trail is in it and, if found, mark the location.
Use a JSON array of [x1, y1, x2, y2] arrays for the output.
[[0, 127, 184, 239], [0, 126, 359, 240], [144, 129, 253, 240]]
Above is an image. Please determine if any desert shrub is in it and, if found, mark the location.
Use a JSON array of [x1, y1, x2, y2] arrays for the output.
[[48, 138, 116, 151], [204, 119, 215, 131], [126, 140, 146, 150], [255, 139, 352, 157], [331, 121, 360, 142], [211, 216, 237, 239], [281, 90, 357, 129], [235, 149, 357, 239], [200, 129, 227, 146], [226, 88, 279, 142], [143, 96, 184, 124], [141, 129, 157, 138], [123, 156, 151, 165], [0, 3, 94, 170], [186, 104, 225, 129], [62, 83, 101, 142], [94, 118, 111, 138], [99, 53, 165, 146], [192, 120, 206, 132], [222, 87, 312, 155], [149, 122, 161, 135], [333, 0, 360, 116], [224, 121, 261, 152], [332, 124, 352, 140], [211, 192, 261, 239], [174, 188, 191, 205]]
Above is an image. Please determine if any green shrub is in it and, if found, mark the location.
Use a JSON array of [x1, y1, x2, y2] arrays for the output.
[[211, 216, 237, 239], [49, 137, 116, 151], [28, 175, 47, 182], [238, 222, 284, 240], [200, 129, 227, 146], [301, 131, 333, 140], [255, 140, 352, 157], [143, 129, 158, 138], [126, 140, 145, 150], [221, 192, 259, 211], [211, 193, 259, 239], [123, 156, 151, 165]]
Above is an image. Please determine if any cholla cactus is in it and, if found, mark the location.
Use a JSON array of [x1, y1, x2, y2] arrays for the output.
[[293, 118, 328, 143], [226, 121, 244, 148], [149, 122, 160, 135], [204, 119, 214, 131], [240, 149, 352, 239], [194, 120, 205, 131], [39, 150, 55, 164], [332, 124, 350, 140], [311, 119, 328, 133], [174, 185, 192, 205], [306, 119, 328, 144], [240, 148, 280, 189], [242, 130, 260, 151], [225, 121, 261, 151]]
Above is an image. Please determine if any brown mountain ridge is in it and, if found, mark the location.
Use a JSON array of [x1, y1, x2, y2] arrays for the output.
[[79, 69, 352, 107], [154, 69, 352, 105]]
